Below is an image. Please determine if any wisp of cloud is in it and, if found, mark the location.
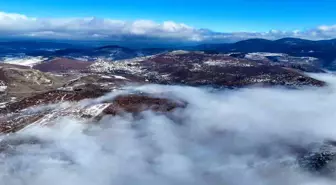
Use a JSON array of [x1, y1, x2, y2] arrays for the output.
[[1, 73, 336, 185]]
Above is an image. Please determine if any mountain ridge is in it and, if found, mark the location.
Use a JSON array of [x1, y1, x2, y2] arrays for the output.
[[194, 37, 336, 69]]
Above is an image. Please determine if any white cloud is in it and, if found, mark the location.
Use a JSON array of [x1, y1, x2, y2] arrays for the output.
[[318, 25, 336, 31], [1, 11, 336, 42], [0, 11, 200, 41]]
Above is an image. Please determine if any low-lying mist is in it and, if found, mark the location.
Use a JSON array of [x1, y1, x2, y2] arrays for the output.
[[1, 73, 336, 185]]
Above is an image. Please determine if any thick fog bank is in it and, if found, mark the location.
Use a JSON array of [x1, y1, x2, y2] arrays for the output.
[[1, 73, 336, 185]]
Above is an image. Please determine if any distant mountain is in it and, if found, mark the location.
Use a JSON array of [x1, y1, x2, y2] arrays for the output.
[[195, 38, 336, 69], [27, 45, 170, 61], [0, 41, 83, 55]]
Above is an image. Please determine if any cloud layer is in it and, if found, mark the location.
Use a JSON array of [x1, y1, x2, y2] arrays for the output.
[[1, 11, 336, 43], [1, 73, 336, 184]]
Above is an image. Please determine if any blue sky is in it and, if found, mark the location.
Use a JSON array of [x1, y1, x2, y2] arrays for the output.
[[0, 0, 334, 32]]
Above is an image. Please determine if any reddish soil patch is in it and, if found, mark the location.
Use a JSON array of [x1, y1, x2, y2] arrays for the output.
[[33, 58, 91, 72], [102, 94, 186, 115]]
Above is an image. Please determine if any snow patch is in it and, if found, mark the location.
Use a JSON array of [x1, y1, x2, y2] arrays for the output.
[[0, 102, 7, 108], [113, 75, 127, 80], [101, 75, 112, 79], [81, 103, 111, 117], [171, 50, 190, 55], [2, 56, 47, 67], [0, 85, 7, 92], [245, 52, 285, 61]]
